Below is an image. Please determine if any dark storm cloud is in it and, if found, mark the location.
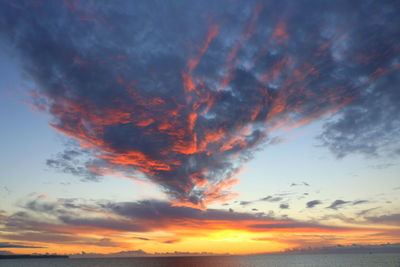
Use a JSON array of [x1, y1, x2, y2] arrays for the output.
[[1, 0, 399, 206], [306, 200, 322, 208]]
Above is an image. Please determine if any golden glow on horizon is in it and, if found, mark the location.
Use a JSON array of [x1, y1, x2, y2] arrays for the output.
[[1, 222, 398, 255]]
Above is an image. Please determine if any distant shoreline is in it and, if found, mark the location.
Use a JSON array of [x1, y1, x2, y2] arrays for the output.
[[0, 255, 69, 260], [1, 252, 400, 261]]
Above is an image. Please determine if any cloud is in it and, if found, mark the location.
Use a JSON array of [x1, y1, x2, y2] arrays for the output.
[[0, 251, 14, 255], [238, 193, 289, 206], [326, 199, 368, 210], [306, 200, 322, 208], [0, 242, 45, 249], [1, 232, 127, 248], [319, 71, 400, 158], [260, 196, 283, 202], [315, 2, 400, 159], [352, 200, 369, 205], [104, 199, 269, 222], [290, 182, 309, 187], [327, 200, 350, 210], [0, 0, 399, 207], [239, 201, 253, 206], [57, 216, 147, 232], [356, 208, 378, 217], [2, 197, 398, 251], [279, 203, 289, 209], [369, 163, 396, 170], [247, 222, 355, 231], [366, 214, 400, 226], [46, 146, 102, 182], [0, 197, 377, 249]]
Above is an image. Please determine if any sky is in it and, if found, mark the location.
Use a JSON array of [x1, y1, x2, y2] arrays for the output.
[[0, 0, 400, 255]]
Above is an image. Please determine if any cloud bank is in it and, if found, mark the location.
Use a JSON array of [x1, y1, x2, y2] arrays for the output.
[[1, 197, 383, 250]]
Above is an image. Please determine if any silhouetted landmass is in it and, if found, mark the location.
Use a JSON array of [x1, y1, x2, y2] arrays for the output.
[[71, 250, 227, 258], [284, 243, 400, 254], [0, 255, 68, 260]]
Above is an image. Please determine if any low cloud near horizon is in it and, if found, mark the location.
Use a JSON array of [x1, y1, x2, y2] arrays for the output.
[[0, 196, 398, 252]]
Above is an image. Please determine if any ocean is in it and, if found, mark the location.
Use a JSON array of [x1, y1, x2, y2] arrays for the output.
[[0, 253, 400, 267]]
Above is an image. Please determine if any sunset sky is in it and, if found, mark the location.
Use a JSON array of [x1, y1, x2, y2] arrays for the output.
[[0, 0, 400, 255]]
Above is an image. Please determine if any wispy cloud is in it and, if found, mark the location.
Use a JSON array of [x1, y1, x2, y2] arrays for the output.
[[326, 199, 369, 210], [366, 214, 400, 226], [0, 242, 45, 249], [306, 200, 322, 209]]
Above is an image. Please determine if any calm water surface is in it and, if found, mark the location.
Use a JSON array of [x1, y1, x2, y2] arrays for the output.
[[0, 253, 400, 267]]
